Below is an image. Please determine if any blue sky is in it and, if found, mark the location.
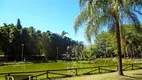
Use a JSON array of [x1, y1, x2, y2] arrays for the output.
[[0, 0, 142, 45], [0, 0, 87, 44]]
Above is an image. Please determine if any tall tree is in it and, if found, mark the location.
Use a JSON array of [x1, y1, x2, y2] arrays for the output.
[[74, 0, 142, 75], [16, 19, 22, 29]]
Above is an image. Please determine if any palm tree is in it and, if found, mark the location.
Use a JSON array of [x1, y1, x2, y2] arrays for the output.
[[61, 31, 69, 38], [74, 0, 142, 75]]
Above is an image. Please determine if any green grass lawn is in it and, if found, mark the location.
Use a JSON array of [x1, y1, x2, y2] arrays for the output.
[[1, 58, 140, 73], [0, 58, 142, 80]]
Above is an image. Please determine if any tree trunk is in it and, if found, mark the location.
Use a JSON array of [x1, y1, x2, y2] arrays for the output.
[[141, 50, 142, 58], [114, 15, 123, 76], [131, 46, 135, 59], [124, 52, 126, 59], [131, 46, 133, 59], [133, 47, 136, 59]]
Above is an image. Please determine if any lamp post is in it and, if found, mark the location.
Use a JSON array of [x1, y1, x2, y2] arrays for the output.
[[56, 47, 58, 60], [67, 46, 70, 60], [21, 44, 24, 61]]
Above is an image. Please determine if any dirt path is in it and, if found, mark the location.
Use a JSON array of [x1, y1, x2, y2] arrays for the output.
[[57, 69, 142, 80]]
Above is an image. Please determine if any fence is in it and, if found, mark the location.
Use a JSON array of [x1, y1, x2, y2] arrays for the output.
[[0, 63, 142, 80]]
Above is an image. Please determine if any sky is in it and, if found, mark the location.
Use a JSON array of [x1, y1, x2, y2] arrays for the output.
[[0, 0, 87, 44], [0, 0, 142, 45]]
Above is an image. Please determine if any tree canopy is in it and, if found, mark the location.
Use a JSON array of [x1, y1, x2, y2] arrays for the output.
[[0, 19, 84, 61]]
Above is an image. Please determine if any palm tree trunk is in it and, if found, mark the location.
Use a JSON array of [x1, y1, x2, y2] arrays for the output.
[[114, 14, 123, 75]]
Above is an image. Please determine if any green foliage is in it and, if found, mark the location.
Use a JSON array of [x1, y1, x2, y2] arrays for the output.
[[90, 31, 117, 57], [82, 48, 90, 58], [121, 24, 142, 59], [89, 24, 142, 59], [105, 32, 117, 54], [0, 19, 84, 61]]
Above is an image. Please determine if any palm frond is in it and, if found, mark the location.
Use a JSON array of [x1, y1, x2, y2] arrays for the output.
[[128, 12, 140, 32], [134, 9, 142, 16], [122, 9, 141, 32], [84, 19, 92, 42], [61, 31, 69, 37], [79, 0, 87, 8], [75, 0, 142, 46], [74, 8, 88, 33]]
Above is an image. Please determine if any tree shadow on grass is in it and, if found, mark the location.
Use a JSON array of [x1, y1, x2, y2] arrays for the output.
[[120, 74, 142, 80], [133, 73, 142, 75]]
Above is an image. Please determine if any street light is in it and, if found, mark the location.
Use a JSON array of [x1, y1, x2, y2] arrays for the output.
[[21, 44, 24, 61], [56, 47, 58, 60], [66, 46, 70, 60]]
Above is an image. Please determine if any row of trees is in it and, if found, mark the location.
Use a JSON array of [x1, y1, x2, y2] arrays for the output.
[[0, 19, 84, 61], [84, 25, 142, 59]]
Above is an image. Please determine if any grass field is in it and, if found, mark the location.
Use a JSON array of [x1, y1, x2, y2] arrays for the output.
[[1, 58, 141, 72], [0, 58, 142, 80]]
